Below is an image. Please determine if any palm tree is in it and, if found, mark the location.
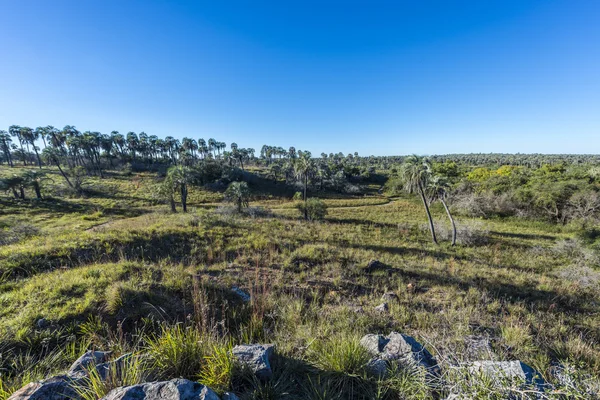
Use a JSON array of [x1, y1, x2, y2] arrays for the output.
[[166, 166, 193, 212], [0, 130, 13, 167], [22, 170, 52, 199], [9, 125, 26, 165], [399, 155, 437, 244], [225, 181, 250, 212], [429, 175, 456, 246], [42, 147, 74, 190], [294, 152, 315, 220]]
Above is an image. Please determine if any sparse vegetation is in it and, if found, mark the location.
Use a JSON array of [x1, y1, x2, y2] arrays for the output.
[[0, 139, 599, 398]]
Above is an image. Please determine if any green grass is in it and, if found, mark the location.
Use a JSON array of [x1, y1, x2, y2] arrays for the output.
[[0, 165, 599, 398]]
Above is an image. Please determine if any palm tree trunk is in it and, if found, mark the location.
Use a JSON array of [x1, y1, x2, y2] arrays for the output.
[[19, 187, 25, 200], [418, 182, 437, 244], [56, 162, 74, 188], [33, 146, 42, 168], [170, 194, 176, 212], [304, 174, 308, 220], [33, 182, 42, 199], [181, 183, 188, 212], [440, 197, 456, 246]]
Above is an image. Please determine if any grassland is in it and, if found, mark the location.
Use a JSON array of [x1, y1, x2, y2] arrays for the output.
[[0, 165, 599, 399]]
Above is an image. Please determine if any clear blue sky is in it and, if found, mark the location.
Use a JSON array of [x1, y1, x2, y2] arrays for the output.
[[1, 1, 599, 156]]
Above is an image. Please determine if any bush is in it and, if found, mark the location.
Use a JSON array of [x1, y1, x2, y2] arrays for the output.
[[296, 198, 328, 221]]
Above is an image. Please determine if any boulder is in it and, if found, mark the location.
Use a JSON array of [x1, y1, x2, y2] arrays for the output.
[[381, 292, 399, 302], [101, 379, 219, 400], [68, 350, 111, 376], [360, 332, 438, 375], [8, 375, 83, 400], [365, 358, 388, 378], [232, 344, 274, 379], [467, 361, 544, 388], [374, 303, 389, 312]]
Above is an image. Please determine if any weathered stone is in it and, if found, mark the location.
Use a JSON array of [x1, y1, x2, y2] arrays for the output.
[[8, 375, 82, 400], [381, 292, 399, 302], [360, 332, 438, 374], [464, 335, 493, 361], [365, 358, 388, 378], [36, 318, 48, 329], [101, 379, 219, 400], [231, 286, 251, 303], [232, 344, 274, 379], [468, 361, 544, 388], [68, 350, 111, 376], [95, 353, 135, 381], [374, 303, 389, 312]]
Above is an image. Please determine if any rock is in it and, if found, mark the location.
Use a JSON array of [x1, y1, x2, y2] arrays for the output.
[[68, 350, 111, 376], [366, 259, 387, 273], [464, 335, 493, 361], [468, 361, 544, 388], [95, 353, 134, 381], [360, 332, 438, 374], [8, 375, 83, 400], [221, 393, 240, 400], [381, 292, 399, 302], [36, 318, 48, 329], [232, 344, 274, 379], [365, 358, 388, 378], [101, 379, 219, 400], [231, 286, 251, 302], [374, 303, 389, 312]]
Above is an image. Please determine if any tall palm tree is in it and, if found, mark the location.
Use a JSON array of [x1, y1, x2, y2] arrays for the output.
[[429, 175, 456, 246], [0, 130, 13, 167], [294, 151, 315, 220], [400, 155, 437, 244], [9, 125, 26, 165]]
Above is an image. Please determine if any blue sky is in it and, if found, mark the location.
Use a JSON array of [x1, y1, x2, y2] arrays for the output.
[[1, 1, 599, 156]]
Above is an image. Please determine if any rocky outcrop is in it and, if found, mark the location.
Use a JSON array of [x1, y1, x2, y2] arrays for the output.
[[101, 379, 219, 400], [7, 375, 83, 400], [374, 303, 389, 312], [360, 332, 438, 376], [68, 350, 111, 376], [381, 292, 399, 302], [467, 360, 544, 388], [232, 344, 274, 379]]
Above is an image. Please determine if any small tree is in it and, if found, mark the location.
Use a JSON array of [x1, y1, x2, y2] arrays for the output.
[[225, 181, 250, 212], [400, 155, 437, 244], [296, 198, 328, 221], [22, 170, 53, 200], [167, 166, 193, 212]]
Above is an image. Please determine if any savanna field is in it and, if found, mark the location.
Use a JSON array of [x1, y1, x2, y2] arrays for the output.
[[1, 156, 600, 399]]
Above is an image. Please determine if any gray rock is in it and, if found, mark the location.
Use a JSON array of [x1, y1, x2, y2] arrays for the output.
[[101, 379, 219, 400], [95, 353, 134, 381], [231, 286, 251, 302], [360, 332, 438, 374], [374, 303, 389, 312], [7, 375, 83, 400], [221, 393, 240, 400], [464, 335, 493, 361], [36, 318, 48, 329], [468, 360, 544, 388], [232, 344, 274, 379], [381, 292, 399, 302], [68, 350, 111, 376], [365, 358, 388, 378]]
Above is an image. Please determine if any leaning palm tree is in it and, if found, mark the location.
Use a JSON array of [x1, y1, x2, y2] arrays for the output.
[[225, 181, 250, 212], [399, 155, 437, 244], [429, 175, 456, 246]]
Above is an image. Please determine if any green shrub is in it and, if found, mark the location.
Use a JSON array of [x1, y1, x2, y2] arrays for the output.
[[307, 334, 369, 375], [198, 342, 237, 394], [296, 198, 328, 221]]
